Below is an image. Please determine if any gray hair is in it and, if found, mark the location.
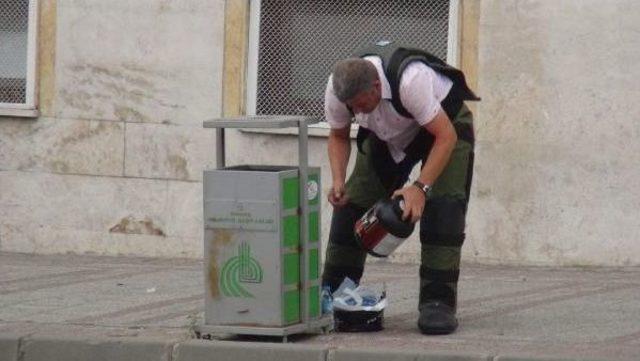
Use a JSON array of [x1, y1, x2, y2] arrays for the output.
[[331, 58, 378, 102]]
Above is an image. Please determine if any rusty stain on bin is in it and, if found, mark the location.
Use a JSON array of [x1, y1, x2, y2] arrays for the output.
[[209, 229, 232, 298]]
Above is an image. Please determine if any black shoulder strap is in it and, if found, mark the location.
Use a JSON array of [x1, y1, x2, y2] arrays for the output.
[[354, 41, 398, 69], [354, 42, 480, 118]]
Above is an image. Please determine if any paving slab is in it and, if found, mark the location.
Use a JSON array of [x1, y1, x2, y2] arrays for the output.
[[1, 252, 639, 361]]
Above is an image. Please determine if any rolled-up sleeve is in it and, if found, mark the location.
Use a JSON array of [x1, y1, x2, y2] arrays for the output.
[[399, 64, 443, 126], [324, 75, 352, 129]]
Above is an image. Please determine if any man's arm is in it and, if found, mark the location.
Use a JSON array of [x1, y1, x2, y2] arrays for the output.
[[416, 109, 457, 188], [327, 125, 351, 207], [393, 109, 457, 221]]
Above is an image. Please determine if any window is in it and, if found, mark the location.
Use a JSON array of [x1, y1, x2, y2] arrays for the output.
[[247, 0, 458, 119], [0, 0, 39, 117]]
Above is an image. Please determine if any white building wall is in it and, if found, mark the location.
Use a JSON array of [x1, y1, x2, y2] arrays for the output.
[[0, 0, 225, 257], [2, 0, 640, 266], [464, 0, 640, 266]]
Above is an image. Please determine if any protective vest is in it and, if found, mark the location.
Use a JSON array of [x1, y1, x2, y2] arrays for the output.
[[354, 41, 480, 118], [352, 41, 480, 156]]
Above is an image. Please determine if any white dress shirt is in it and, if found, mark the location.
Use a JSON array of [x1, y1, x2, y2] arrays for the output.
[[325, 56, 453, 162]]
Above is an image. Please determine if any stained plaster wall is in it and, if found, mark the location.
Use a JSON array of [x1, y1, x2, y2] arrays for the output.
[[462, 0, 640, 266], [2, 0, 639, 267], [0, 0, 224, 257]]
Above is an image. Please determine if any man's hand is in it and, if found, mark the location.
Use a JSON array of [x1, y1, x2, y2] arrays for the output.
[[392, 185, 426, 223], [328, 182, 350, 208]]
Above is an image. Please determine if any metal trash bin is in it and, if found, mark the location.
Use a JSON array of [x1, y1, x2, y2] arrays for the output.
[[203, 165, 321, 327], [196, 116, 333, 340]]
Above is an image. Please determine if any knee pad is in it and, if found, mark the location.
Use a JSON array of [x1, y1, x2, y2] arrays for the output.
[[420, 265, 460, 283], [420, 197, 467, 247]]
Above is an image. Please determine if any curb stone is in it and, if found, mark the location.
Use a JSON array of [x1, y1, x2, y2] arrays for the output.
[[0, 332, 625, 361], [0, 334, 21, 361], [330, 348, 492, 361], [174, 340, 328, 361], [495, 356, 609, 361], [20, 335, 174, 361]]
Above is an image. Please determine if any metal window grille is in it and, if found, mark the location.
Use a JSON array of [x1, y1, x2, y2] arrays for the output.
[[254, 0, 451, 118], [0, 0, 30, 104]]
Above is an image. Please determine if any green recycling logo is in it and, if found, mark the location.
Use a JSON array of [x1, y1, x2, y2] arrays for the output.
[[220, 243, 263, 298]]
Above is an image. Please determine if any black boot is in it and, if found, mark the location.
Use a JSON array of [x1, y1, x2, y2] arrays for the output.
[[417, 300, 458, 335], [417, 280, 459, 335]]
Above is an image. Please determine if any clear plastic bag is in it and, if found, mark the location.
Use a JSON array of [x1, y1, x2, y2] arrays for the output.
[[331, 277, 387, 312]]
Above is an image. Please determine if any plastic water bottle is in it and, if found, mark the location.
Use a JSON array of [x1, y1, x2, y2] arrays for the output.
[[321, 286, 333, 314], [361, 295, 377, 306]]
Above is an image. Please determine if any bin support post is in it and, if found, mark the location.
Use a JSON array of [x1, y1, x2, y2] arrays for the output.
[[216, 129, 225, 168], [298, 119, 309, 326]]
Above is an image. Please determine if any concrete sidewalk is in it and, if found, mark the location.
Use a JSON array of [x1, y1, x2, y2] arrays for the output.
[[1, 252, 639, 361]]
